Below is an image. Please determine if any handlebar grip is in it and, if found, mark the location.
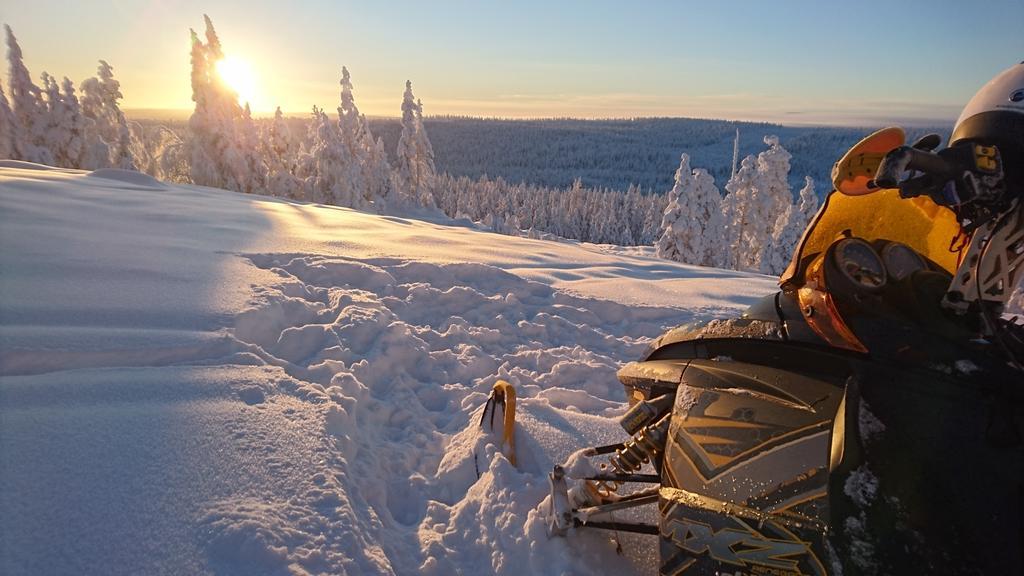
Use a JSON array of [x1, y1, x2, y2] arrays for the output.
[[874, 146, 956, 189]]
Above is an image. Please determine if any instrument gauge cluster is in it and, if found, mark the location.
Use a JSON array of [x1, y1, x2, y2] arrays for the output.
[[828, 238, 934, 295], [880, 242, 929, 281], [831, 238, 887, 291]]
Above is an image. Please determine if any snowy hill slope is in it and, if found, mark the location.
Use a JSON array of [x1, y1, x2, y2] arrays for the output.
[[0, 163, 777, 575]]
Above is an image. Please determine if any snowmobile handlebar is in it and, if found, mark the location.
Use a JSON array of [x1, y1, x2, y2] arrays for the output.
[[872, 145, 960, 191], [873, 141, 1006, 216]]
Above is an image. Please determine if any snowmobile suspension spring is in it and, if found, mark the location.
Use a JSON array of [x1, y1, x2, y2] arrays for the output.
[[595, 414, 671, 496]]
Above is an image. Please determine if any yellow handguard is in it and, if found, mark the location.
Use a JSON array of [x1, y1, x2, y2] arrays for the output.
[[831, 126, 905, 196]]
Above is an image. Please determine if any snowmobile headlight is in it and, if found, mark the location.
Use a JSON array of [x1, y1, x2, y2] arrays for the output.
[[796, 249, 869, 354]]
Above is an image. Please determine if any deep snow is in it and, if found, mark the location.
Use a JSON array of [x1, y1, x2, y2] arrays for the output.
[[0, 163, 777, 575]]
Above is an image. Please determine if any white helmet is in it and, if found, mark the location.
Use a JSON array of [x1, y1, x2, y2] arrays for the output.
[[950, 61, 1024, 189]]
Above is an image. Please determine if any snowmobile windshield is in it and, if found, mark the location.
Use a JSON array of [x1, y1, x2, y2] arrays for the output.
[[780, 188, 962, 289]]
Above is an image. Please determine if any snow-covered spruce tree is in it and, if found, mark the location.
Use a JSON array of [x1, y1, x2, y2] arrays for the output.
[[622, 184, 641, 245], [237, 103, 268, 191], [186, 27, 220, 187], [39, 73, 88, 168], [721, 154, 761, 271], [80, 60, 135, 169], [631, 184, 658, 245], [656, 154, 693, 262], [566, 178, 589, 240], [656, 154, 724, 266], [755, 135, 792, 273], [0, 82, 13, 158], [766, 176, 817, 275], [334, 66, 368, 208], [39, 73, 69, 165], [720, 136, 795, 272], [396, 81, 437, 209], [796, 173, 820, 223], [366, 133, 395, 209], [641, 193, 664, 246], [293, 106, 323, 199], [334, 66, 393, 210], [59, 78, 92, 169], [691, 169, 726, 266], [187, 15, 265, 193], [414, 98, 436, 178], [148, 125, 189, 182], [5, 25, 52, 165], [262, 107, 303, 199], [264, 106, 295, 167], [307, 107, 348, 205]]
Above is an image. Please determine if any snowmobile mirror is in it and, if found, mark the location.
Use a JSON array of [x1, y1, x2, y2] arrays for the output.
[[911, 133, 943, 152], [832, 126, 906, 196]]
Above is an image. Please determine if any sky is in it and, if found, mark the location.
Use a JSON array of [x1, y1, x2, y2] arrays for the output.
[[1, 0, 1022, 125]]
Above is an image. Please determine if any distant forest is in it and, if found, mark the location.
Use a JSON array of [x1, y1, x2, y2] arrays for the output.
[[368, 117, 952, 195], [130, 115, 952, 198]]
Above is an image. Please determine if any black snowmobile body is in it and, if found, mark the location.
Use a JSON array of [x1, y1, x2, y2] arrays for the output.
[[547, 134, 1024, 575], [619, 286, 1022, 575], [614, 187, 1024, 575]]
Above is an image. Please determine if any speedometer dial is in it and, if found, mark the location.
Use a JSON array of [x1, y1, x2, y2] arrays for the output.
[[881, 242, 927, 281], [832, 238, 887, 290]]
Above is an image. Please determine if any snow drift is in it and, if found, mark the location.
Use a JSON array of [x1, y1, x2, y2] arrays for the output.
[[0, 163, 777, 575]]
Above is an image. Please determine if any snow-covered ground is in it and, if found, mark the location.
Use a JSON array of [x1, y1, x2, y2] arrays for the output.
[[0, 162, 777, 576]]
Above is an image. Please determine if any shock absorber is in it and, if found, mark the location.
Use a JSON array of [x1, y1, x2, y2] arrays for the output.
[[593, 413, 672, 497]]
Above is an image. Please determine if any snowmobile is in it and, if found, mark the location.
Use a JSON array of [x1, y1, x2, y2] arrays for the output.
[[546, 63, 1024, 575]]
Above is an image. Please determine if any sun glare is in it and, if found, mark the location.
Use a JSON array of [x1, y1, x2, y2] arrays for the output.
[[215, 55, 259, 110]]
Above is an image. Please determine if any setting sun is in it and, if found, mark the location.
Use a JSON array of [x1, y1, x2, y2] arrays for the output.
[[215, 54, 259, 110]]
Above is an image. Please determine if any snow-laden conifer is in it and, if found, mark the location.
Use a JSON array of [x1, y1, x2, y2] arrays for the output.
[[308, 107, 348, 205], [721, 155, 761, 270], [334, 66, 392, 209], [0, 83, 13, 159], [656, 154, 723, 266], [236, 102, 268, 192], [60, 78, 93, 168], [797, 174, 820, 222], [765, 176, 816, 275], [656, 154, 693, 262], [186, 15, 264, 192], [396, 81, 437, 209], [692, 168, 725, 267], [335, 66, 367, 206], [6, 25, 52, 165], [40, 74, 90, 168], [414, 98, 437, 176], [40, 73, 70, 165], [754, 135, 792, 273], [263, 107, 303, 199], [80, 60, 135, 169], [757, 136, 792, 215]]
